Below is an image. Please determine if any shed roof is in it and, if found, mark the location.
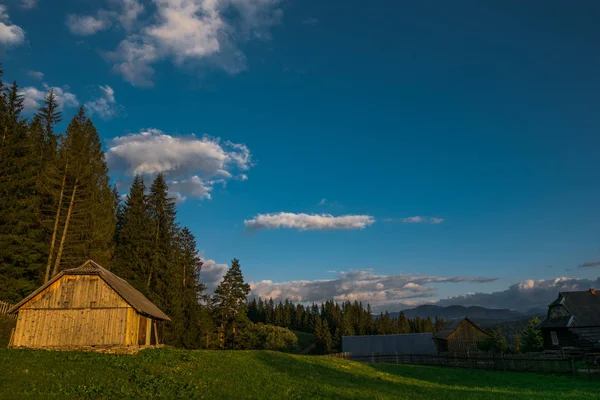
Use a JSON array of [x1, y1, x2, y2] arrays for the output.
[[9, 260, 170, 321], [342, 333, 436, 355], [433, 317, 490, 340], [540, 289, 600, 328]]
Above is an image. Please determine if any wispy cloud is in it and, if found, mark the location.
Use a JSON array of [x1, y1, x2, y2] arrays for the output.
[[383, 216, 444, 224], [578, 261, 600, 268], [84, 85, 122, 120], [26, 70, 44, 80], [66, 14, 111, 36], [302, 18, 319, 25], [20, 84, 79, 112], [21, 0, 37, 9], [106, 129, 251, 201], [0, 5, 26, 46], [245, 213, 375, 231]]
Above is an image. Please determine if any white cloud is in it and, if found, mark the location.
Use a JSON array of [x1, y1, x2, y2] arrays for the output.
[[20, 84, 79, 113], [107, 129, 252, 201], [249, 269, 497, 312], [26, 70, 44, 80], [438, 276, 600, 311], [318, 198, 327, 205], [384, 216, 445, 224], [245, 213, 376, 231], [21, 0, 37, 9], [116, 0, 144, 30], [66, 14, 111, 36], [84, 85, 120, 120], [100, 0, 282, 86], [0, 5, 25, 46], [200, 258, 228, 293], [109, 36, 159, 87]]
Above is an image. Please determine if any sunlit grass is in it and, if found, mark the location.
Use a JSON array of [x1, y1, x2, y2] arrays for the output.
[[0, 348, 598, 399]]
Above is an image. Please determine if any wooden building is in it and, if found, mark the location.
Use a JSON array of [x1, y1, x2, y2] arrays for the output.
[[433, 317, 491, 353], [539, 288, 600, 351], [8, 260, 170, 350], [342, 333, 437, 355]]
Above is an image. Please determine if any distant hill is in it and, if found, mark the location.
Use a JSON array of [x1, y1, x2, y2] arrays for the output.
[[389, 305, 526, 321]]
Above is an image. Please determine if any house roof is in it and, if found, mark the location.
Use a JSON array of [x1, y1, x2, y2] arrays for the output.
[[540, 289, 600, 328], [342, 333, 437, 355], [433, 317, 490, 340], [9, 260, 170, 321]]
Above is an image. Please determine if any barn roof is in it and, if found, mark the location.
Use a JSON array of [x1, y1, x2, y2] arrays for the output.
[[433, 317, 490, 340], [540, 289, 600, 328], [342, 333, 436, 355], [8, 260, 170, 321]]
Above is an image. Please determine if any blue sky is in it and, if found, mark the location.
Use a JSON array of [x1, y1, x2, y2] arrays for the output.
[[2, 0, 600, 311]]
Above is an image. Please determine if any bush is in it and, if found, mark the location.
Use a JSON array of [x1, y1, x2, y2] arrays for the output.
[[478, 329, 508, 353], [521, 317, 544, 353], [238, 323, 298, 351], [0, 315, 17, 347]]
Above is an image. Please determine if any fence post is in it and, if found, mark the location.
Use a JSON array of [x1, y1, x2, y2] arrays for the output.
[[570, 357, 575, 375]]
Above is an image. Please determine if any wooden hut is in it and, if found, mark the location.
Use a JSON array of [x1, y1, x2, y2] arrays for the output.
[[8, 260, 170, 350], [433, 317, 491, 353]]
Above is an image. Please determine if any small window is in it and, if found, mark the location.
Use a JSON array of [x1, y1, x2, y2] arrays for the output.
[[550, 331, 559, 346]]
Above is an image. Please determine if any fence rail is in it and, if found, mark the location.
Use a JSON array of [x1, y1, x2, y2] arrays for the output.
[[0, 301, 17, 319], [324, 352, 575, 374]]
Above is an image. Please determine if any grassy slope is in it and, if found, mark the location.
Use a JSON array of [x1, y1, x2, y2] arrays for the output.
[[0, 348, 599, 399]]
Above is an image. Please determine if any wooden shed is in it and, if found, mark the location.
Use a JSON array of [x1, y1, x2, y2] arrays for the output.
[[8, 260, 170, 350], [433, 317, 491, 353]]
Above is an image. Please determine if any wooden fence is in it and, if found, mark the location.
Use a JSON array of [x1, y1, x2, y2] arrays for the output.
[[0, 301, 17, 319], [324, 352, 575, 374]]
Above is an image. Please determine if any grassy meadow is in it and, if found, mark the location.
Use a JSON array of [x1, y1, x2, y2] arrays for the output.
[[0, 347, 599, 399]]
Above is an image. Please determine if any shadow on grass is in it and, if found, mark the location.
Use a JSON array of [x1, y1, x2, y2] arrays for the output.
[[253, 352, 600, 400]]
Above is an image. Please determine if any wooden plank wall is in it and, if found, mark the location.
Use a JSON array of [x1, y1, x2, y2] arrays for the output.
[[12, 275, 138, 348]]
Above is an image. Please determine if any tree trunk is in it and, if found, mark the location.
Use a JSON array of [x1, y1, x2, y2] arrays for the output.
[[52, 179, 77, 277], [44, 162, 68, 283]]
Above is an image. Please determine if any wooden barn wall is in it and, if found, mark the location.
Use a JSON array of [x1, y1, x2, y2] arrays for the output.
[[12, 275, 140, 348], [22, 275, 128, 310]]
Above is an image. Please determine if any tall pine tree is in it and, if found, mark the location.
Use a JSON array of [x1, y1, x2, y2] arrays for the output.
[[212, 259, 251, 349]]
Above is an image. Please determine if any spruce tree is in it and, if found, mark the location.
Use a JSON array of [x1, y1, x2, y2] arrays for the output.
[[177, 227, 205, 348], [212, 258, 251, 349], [47, 107, 115, 275], [0, 81, 47, 301], [112, 175, 153, 290]]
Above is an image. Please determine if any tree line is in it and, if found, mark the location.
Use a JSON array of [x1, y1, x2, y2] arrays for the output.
[[247, 298, 445, 353]]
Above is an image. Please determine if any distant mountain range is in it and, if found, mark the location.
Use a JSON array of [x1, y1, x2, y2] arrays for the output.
[[388, 305, 546, 321]]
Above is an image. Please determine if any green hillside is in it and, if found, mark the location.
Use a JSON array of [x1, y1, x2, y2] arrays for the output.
[[0, 348, 598, 399]]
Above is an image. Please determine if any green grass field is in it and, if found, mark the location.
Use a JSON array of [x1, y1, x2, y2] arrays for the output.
[[0, 348, 598, 399]]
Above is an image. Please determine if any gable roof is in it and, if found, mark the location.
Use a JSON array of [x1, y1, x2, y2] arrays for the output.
[[433, 317, 490, 340], [540, 289, 600, 328], [9, 260, 170, 321]]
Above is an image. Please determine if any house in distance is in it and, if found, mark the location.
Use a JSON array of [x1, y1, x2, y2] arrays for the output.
[[342, 333, 437, 355], [8, 260, 170, 351], [539, 288, 600, 351], [433, 317, 491, 353]]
